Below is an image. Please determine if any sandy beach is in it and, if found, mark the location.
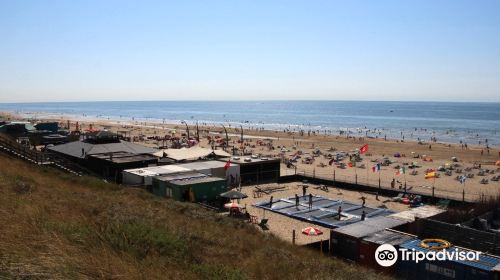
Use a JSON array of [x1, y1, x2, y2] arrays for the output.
[[2, 111, 499, 201]]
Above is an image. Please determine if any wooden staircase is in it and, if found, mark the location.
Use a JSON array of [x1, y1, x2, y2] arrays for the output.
[[0, 133, 88, 176]]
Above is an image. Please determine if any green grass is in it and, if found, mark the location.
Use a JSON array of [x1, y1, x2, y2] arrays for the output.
[[0, 154, 392, 279]]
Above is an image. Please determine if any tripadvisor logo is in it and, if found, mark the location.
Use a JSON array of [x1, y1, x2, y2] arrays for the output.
[[375, 244, 398, 267], [375, 241, 481, 267]]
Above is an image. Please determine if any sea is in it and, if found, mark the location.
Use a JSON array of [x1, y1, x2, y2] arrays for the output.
[[0, 101, 499, 146]]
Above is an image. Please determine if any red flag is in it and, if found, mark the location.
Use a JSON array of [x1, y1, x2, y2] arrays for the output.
[[359, 144, 368, 154], [224, 160, 231, 171]]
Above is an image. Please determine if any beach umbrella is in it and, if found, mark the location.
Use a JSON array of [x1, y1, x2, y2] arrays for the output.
[[220, 189, 248, 200], [224, 202, 241, 209], [302, 227, 323, 236]]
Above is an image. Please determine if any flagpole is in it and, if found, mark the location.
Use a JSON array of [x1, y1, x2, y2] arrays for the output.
[[354, 164, 357, 185], [378, 165, 381, 188], [463, 179, 466, 201], [403, 168, 406, 190], [367, 164, 369, 185]]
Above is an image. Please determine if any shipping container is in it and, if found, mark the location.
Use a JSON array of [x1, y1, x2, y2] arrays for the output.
[[330, 216, 407, 261], [152, 172, 227, 202], [123, 160, 240, 187], [176, 161, 240, 187], [359, 229, 416, 273], [122, 165, 191, 186]]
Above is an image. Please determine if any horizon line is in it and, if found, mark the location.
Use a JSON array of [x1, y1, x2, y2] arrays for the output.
[[1, 99, 499, 104]]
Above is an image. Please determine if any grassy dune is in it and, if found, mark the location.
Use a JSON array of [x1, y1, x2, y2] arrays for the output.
[[0, 154, 390, 279]]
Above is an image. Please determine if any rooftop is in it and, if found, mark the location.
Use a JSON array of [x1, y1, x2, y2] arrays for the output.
[[124, 165, 192, 176], [254, 195, 395, 229], [154, 171, 208, 182], [388, 205, 446, 222], [401, 239, 500, 271], [48, 140, 157, 159], [153, 147, 230, 161], [362, 229, 416, 245], [224, 156, 280, 165], [88, 152, 157, 164], [175, 160, 237, 170], [332, 216, 407, 238]]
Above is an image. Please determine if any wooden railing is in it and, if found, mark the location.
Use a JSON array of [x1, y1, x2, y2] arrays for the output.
[[0, 133, 89, 176]]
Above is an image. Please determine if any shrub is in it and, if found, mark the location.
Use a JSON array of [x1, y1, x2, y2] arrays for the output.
[[97, 221, 188, 260]]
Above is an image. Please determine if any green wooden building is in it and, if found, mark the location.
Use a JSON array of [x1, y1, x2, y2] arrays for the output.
[[151, 172, 227, 202]]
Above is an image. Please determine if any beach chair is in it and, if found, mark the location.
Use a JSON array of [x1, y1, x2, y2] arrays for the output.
[[258, 218, 269, 230], [392, 193, 405, 202]]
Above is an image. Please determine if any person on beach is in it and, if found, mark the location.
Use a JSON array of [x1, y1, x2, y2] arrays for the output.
[[337, 206, 342, 220], [391, 178, 395, 189], [361, 210, 366, 221], [302, 185, 307, 197], [308, 193, 313, 209], [361, 196, 366, 207], [295, 194, 299, 209]]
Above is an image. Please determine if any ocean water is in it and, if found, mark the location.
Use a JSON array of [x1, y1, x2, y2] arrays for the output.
[[0, 101, 499, 146]]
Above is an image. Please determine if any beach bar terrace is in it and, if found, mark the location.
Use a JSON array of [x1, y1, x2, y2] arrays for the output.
[[221, 156, 280, 185], [254, 195, 394, 229]]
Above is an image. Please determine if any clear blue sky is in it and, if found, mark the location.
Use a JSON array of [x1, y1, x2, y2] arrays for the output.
[[1, 0, 499, 102]]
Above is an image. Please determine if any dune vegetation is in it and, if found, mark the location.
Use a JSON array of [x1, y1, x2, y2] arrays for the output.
[[0, 154, 390, 279]]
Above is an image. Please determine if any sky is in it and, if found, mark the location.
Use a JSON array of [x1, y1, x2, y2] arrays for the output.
[[0, 0, 499, 102]]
